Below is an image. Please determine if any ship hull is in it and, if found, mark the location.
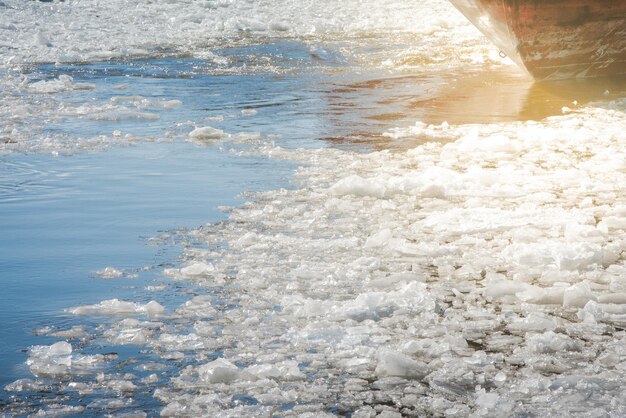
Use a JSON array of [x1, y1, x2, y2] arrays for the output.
[[450, 0, 626, 80]]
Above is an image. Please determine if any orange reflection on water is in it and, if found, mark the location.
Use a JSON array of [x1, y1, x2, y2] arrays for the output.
[[422, 69, 626, 124], [317, 66, 625, 148]]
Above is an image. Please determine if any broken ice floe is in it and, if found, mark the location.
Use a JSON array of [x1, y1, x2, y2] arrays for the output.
[[138, 105, 626, 416], [67, 299, 164, 317], [16, 104, 616, 415], [0, 0, 478, 68], [27, 75, 95, 94], [95, 266, 124, 279], [26, 341, 106, 378]]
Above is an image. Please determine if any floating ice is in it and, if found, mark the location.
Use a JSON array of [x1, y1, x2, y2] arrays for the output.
[[329, 174, 387, 198], [27, 75, 95, 94], [27, 342, 73, 377], [527, 331, 581, 354], [180, 262, 215, 277], [103, 318, 163, 345], [4, 379, 49, 392], [197, 358, 241, 384], [241, 109, 258, 116], [188, 126, 225, 142], [29, 405, 86, 417], [95, 266, 124, 279], [129, 103, 625, 416], [26, 342, 106, 378], [0, 0, 477, 67], [48, 326, 87, 339], [375, 350, 429, 379], [67, 299, 164, 317], [0, 71, 184, 154], [246, 360, 306, 381], [562, 281, 597, 308], [110, 96, 181, 110]]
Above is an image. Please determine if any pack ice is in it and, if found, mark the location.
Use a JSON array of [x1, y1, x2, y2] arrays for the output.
[[24, 101, 622, 417]]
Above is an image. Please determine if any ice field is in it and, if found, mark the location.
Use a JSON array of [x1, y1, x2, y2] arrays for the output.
[[1, 0, 626, 416]]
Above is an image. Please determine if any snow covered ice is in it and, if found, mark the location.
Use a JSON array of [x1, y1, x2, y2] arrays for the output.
[[1, 0, 626, 416]]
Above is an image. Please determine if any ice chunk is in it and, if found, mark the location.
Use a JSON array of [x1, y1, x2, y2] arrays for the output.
[[95, 266, 123, 279], [197, 358, 241, 384], [105, 328, 147, 345], [364, 228, 393, 248], [329, 175, 386, 198], [27, 75, 95, 93], [517, 286, 565, 305], [563, 282, 597, 308], [188, 126, 224, 142], [180, 262, 214, 277], [27, 342, 72, 377], [475, 390, 499, 410], [177, 296, 218, 318], [369, 272, 425, 289], [30, 405, 86, 416], [484, 279, 529, 299], [336, 282, 435, 322], [375, 350, 429, 379], [597, 293, 626, 304], [577, 300, 605, 324], [67, 299, 164, 317], [527, 331, 581, 353], [508, 313, 557, 333], [45, 341, 72, 356], [49, 326, 87, 339], [246, 360, 305, 381], [155, 333, 205, 351], [4, 379, 48, 392], [377, 412, 402, 418], [144, 301, 165, 316]]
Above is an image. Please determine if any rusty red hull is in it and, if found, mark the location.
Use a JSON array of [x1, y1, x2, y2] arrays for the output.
[[449, 0, 626, 80]]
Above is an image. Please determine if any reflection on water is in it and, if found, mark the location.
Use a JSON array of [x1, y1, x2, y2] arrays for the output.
[[11, 41, 624, 154], [432, 72, 625, 123], [318, 67, 625, 147]]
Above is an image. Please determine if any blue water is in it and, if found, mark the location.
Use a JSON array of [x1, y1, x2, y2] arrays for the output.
[[2, 41, 416, 414], [1, 43, 338, 400], [0, 142, 297, 386]]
